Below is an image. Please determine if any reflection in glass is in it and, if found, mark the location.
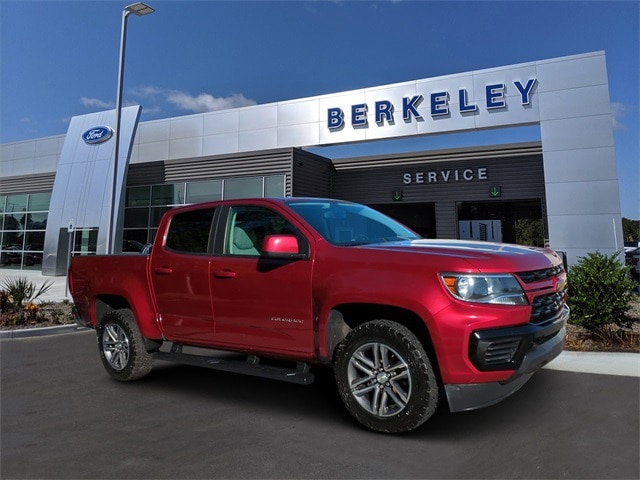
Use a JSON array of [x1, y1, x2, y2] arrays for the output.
[[28, 192, 51, 211], [152, 184, 184, 206], [186, 180, 222, 204], [26, 212, 48, 230], [0, 191, 52, 271], [73, 229, 98, 255], [150, 207, 171, 227], [223, 177, 263, 200], [265, 175, 285, 197], [5, 194, 27, 213], [126, 186, 151, 207], [25, 231, 45, 251], [124, 208, 149, 228]]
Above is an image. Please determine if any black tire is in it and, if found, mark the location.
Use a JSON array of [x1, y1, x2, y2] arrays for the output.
[[334, 320, 439, 433], [97, 309, 153, 381]]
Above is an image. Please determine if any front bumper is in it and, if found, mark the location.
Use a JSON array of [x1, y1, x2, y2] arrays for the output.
[[445, 304, 569, 412]]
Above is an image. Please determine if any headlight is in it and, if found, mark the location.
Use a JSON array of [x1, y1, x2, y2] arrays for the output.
[[440, 274, 527, 305]]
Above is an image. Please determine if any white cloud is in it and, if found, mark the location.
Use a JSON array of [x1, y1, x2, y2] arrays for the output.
[[80, 97, 113, 109], [165, 91, 256, 113], [79, 87, 257, 117], [611, 102, 626, 130], [130, 85, 164, 97]]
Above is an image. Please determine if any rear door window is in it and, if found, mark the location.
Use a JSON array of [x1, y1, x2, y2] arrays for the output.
[[165, 208, 216, 254]]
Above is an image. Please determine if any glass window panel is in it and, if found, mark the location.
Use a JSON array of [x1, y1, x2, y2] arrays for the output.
[[28, 192, 51, 211], [150, 206, 171, 227], [2, 231, 25, 249], [0, 196, 6, 213], [1, 248, 22, 267], [5, 194, 27, 213], [25, 212, 47, 230], [25, 231, 45, 251], [166, 208, 215, 254], [265, 175, 285, 197], [126, 186, 151, 207], [122, 239, 147, 253], [124, 208, 149, 228], [151, 184, 185, 206], [3, 213, 23, 231], [22, 251, 42, 269], [226, 206, 297, 256], [186, 180, 222, 204], [0, 214, 4, 230], [73, 229, 98, 254], [123, 230, 150, 248], [223, 177, 263, 200]]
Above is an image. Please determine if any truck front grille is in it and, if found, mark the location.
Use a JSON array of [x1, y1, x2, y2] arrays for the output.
[[530, 291, 566, 324], [517, 266, 564, 284]]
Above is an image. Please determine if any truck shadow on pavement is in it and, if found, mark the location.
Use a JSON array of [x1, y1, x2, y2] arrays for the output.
[[119, 360, 639, 441]]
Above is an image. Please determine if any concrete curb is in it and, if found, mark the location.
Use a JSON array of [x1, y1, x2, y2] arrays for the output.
[[0, 324, 90, 339], [544, 350, 639, 378]]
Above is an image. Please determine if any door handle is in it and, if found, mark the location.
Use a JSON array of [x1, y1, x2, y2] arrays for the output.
[[213, 269, 236, 279], [154, 267, 173, 275]]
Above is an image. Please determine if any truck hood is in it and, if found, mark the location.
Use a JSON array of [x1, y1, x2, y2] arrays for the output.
[[361, 239, 562, 273]]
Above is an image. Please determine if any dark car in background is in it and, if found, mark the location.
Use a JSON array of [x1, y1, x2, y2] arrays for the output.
[[625, 247, 640, 280]]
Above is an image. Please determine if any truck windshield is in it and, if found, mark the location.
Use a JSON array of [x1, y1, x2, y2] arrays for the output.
[[287, 200, 420, 246]]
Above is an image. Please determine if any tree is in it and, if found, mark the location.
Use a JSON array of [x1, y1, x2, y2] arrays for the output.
[[622, 218, 640, 243]]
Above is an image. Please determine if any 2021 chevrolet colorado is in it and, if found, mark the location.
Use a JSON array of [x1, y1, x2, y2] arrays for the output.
[[69, 197, 569, 433]]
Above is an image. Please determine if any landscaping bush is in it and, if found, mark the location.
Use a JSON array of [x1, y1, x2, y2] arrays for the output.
[[0, 276, 58, 327], [1, 276, 53, 312], [567, 251, 637, 332]]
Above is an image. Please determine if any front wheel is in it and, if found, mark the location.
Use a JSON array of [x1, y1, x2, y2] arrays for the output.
[[97, 309, 153, 381], [334, 320, 439, 433]]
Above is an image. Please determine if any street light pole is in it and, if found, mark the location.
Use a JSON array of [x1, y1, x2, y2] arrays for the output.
[[107, 2, 154, 255]]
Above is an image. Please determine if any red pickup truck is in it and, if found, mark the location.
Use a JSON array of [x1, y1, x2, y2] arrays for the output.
[[69, 197, 569, 433]]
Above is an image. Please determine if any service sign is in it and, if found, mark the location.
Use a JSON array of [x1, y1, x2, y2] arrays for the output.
[[82, 126, 114, 145]]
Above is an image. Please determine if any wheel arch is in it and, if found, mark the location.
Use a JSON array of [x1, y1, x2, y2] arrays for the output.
[[94, 295, 163, 346], [324, 303, 441, 379]]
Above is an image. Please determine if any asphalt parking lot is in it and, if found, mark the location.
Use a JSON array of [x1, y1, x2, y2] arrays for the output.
[[2, 330, 639, 479]]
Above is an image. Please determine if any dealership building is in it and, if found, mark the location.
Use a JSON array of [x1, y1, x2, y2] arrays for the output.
[[0, 51, 624, 275]]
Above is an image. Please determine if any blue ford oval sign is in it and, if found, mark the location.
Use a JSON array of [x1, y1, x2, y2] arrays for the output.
[[82, 126, 114, 145]]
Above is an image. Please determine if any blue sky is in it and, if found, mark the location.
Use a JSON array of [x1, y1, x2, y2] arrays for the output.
[[1, 0, 638, 218]]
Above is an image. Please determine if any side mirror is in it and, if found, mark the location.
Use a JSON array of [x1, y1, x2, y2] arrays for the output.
[[261, 235, 307, 260]]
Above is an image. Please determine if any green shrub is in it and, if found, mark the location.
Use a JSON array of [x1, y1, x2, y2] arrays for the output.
[[1, 276, 53, 312], [567, 251, 637, 331]]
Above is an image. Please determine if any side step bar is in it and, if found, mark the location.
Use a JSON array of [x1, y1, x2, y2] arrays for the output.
[[152, 347, 314, 385]]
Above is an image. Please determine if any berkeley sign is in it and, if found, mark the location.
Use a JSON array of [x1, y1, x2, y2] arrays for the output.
[[327, 79, 537, 130]]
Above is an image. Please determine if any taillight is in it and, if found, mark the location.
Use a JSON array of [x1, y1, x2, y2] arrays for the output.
[[68, 267, 74, 295]]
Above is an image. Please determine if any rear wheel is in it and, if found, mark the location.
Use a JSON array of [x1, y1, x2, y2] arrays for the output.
[[334, 320, 439, 433], [97, 309, 153, 381]]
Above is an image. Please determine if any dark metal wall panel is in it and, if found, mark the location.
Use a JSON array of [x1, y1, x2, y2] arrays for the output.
[[126, 163, 166, 186], [331, 143, 545, 239], [0, 173, 56, 195], [127, 149, 296, 194], [435, 202, 458, 240], [163, 150, 293, 182], [292, 150, 334, 198], [333, 154, 544, 203]]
